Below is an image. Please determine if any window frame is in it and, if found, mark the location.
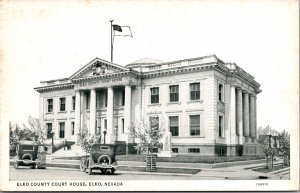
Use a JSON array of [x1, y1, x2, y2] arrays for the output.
[[150, 87, 160, 104], [86, 92, 90, 110], [47, 99, 53, 113], [218, 115, 224, 137], [59, 122, 65, 138], [72, 96, 76, 111], [188, 148, 200, 154], [71, 122, 75, 135], [149, 116, 159, 130], [169, 116, 179, 136], [218, 83, 224, 102], [172, 148, 179, 153], [169, 85, 179, 102], [121, 89, 125, 106], [105, 91, 108, 107], [189, 115, 200, 136], [46, 123, 52, 139], [59, 97, 66, 112], [121, 118, 125, 133], [190, 82, 200, 101]]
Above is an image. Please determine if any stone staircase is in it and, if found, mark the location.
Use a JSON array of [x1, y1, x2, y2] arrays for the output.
[[47, 144, 85, 160]]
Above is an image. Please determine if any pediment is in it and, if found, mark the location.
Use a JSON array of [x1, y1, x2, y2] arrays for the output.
[[70, 58, 129, 80]]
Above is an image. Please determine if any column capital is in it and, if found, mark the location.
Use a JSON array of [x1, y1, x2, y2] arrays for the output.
[[242, 90, 248, 94]]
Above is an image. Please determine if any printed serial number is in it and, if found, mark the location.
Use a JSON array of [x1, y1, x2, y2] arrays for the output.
[[256, 183, 268, 186]]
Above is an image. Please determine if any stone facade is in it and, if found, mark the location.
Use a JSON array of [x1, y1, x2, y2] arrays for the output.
[[35, 55, 262, 156]]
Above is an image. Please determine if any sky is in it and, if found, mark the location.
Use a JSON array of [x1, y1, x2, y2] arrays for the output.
[[0, 0, 299, 132]]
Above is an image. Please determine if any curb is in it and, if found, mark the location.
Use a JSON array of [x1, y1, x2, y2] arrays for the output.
[[9, 161, 200, 175]]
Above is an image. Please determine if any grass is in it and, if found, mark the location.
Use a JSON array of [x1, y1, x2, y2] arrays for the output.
[[116, 154, 265, 163], [55, 154, 265, 164]]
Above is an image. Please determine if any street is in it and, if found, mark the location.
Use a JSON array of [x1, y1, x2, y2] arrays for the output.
[[9, 166, 225, 180]]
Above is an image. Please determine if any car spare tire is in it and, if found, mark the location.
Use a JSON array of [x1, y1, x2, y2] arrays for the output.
[[22, 153, 33, 164], [97, 155, 112, 165]]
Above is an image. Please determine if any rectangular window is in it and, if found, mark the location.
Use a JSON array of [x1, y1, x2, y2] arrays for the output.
[[47, 99, 53, 112], [150, 87, 159, 104], [190, 115, 200, 136], [104, 119, 107, 130], [121, 118, 125, 133], [188, 148, 200, 153], [59, 98, 66, 111], [149, 148, 158, 153], [172, 148, 178, 153], [72, 96, 75, 110], [150, 116, 159, 130], [46, 123, 52, 139], [169, 116, 179, 136], [218, 84, 223, 102], [122, 90, 125, 106], [169, 85, 179, 102], [59, 122, 65, 138], [219, 115, 224, 137], [71, 122, 75, 135], [190, 83, 200, 100], [86, 93, 90, 110], [105, 91, 108, 107], [23, 146, 34, 151]]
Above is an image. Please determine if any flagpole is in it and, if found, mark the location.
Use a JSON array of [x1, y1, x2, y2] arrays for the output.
[[110, 20, 114, 63]]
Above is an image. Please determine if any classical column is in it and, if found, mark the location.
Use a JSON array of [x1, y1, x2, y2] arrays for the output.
[[74, 91, 81, 136], [249, 95, 256, 142], [230, 86, 237, 145], [106, 87, 114, 143], [89, 89, 96, 135], [243, 92, 250, 142], [236, 88, 244, 144], [124, 85, 132, 134]]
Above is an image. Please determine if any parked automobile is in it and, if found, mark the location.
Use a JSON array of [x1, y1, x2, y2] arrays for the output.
[[13, 141, 46, 169], [80, 143, 126, 175]]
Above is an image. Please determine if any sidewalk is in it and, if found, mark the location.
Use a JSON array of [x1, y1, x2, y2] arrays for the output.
[[41, 144, 288, 179]]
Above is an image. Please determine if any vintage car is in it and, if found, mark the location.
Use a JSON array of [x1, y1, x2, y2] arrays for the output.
[[80, 143, 126, 175], [13, 141, 46, 169]]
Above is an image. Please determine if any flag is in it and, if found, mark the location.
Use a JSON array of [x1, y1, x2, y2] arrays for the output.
[[113, 24, 122, 32], [113, 25, 133, 37]]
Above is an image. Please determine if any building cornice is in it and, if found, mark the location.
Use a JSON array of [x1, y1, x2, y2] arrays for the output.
[[142, 62, 218, 78], [34, 83, 74, 93]]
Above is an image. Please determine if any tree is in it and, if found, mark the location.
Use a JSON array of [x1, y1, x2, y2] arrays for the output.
[[277, 130, 290, 166], [130, 118, 166, 172], [130, 118, 165, 155], [257, 125, 279, 136], [77, 126, 101, 155], [9, 116, 46, 154], [24, 116, 47, 146]]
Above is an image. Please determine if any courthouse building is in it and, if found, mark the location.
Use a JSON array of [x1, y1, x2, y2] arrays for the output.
[[35, 55, 262, 156]]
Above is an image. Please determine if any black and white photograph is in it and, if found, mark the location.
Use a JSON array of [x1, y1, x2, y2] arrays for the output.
[[0, 0, 299, 191]]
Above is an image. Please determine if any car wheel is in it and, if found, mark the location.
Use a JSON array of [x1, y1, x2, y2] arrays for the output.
[[88, 168, 92, 175], [14, 162, 18, 169], [110, 168, 115, 175], [100, 168, 107, 174], [80, 159, 86, 172]]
